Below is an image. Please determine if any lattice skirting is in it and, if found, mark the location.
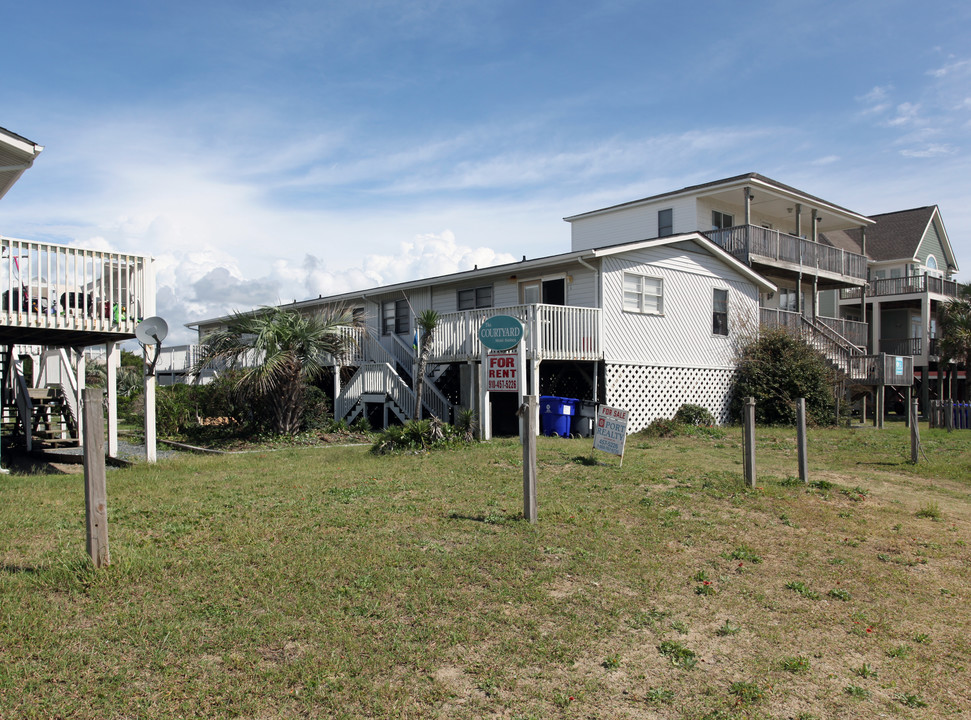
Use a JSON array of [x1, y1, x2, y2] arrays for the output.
[[605, 364, 735, 432]]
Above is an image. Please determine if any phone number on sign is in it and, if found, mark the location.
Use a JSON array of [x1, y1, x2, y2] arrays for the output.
[[488, 380, 519, 390]]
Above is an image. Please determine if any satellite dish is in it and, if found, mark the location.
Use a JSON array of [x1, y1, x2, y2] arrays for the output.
[[135, 316, 169, 345]]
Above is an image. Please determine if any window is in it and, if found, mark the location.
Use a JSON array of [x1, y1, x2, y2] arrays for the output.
[[926, 255, 938, 272], [382, 299, 409, 335], [457, 285, 493, 310], [623, 273, 663, 314], [713, 289, 729, 336], [779, 288, 799, 313], [658, 208, 673, 237], [712, 210, 734, 230]]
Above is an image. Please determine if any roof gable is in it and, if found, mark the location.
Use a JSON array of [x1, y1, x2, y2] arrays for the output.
[[823, 206, 958, 272]]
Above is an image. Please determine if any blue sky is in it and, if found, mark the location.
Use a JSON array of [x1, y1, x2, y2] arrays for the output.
[[2, 0, 970, 343]]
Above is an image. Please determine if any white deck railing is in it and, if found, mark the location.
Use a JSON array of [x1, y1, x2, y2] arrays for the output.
[[1, 236, 153, 337], [336, 363, 415, 420], [432, 304, 602, 362], [708, 225, 868, 280]]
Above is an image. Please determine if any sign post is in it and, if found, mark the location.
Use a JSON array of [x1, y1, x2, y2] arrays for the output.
[[593, 404, 629, 466], [478, 315, 525, 441], [478, 315, 537, 521]]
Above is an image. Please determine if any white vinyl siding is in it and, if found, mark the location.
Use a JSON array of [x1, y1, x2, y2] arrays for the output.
[[569, 196, 696, 251], [601, 245, 758, 369], [623, 273, 663, 314]]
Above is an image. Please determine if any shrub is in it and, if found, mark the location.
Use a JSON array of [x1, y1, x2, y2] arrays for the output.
[[642, 418, 680, 438], [673, 403, 715, 426], [730, 328, 836, 425], [301, 384, 332, 430], [370, 417, 473, 454]]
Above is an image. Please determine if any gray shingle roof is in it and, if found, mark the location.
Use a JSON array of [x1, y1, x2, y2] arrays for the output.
[[821, 206, 937, 262]]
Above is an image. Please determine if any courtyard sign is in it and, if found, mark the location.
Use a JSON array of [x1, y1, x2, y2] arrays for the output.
[[478, 314, 524, 351]]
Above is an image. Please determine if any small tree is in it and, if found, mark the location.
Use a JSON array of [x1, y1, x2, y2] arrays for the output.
[[938, 286, 971, 401], [730, 328, 835, 425], [196, 306, 355, 435], [412, 309, 439, 420]]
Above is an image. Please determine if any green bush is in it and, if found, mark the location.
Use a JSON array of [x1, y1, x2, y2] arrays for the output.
[[730, 328, 836, 426], [371, 417, 473, 454], [156, 384, 198, 435], [301, 384, 332, 430], [673, 403, 715, 426]]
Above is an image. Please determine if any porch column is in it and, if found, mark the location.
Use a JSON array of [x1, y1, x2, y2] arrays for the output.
[[531, 359, 541, 436], [860, 227, 867, 323], [143, 344, 157, 463], [794, 203, 802, 237], [744, 186, 753, 226], [811, 209, 820, 243], [106, 341, 119, 458], [871, 302, 882, 354], [75, 348, 86, 442]]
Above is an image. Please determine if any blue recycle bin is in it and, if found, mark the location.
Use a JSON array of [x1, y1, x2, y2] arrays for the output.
[[539, 396, 579, 437]]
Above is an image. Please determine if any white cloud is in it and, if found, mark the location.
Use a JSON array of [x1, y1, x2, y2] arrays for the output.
[[927, 58, 971, 78], [900, 144, 955, 158], [811, 155, 840, 166], [884, 102, 921, 127]]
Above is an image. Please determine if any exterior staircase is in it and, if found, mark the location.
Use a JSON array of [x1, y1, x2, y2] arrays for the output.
[[25, 386, 79, 447], [335, 329, 456, 426]]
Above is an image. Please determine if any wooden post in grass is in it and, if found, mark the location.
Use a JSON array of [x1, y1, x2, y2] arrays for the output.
[[743, 396, 756, 488], [910, 399, 920, 464], [945, 399, 954, 433], [521, 395, 537, 523], [796, 398, 808, 483], [82, 388, 110, 568]]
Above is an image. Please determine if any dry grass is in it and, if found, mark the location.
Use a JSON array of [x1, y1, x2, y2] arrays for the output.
[[0, 423, 969, 719]]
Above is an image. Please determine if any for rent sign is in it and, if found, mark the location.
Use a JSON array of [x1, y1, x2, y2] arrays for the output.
[[486, 352, 520, 392], [594, 405, 629, 458]]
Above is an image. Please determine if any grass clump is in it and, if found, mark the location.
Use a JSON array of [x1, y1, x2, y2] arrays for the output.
[[657, 641, 697, 669]]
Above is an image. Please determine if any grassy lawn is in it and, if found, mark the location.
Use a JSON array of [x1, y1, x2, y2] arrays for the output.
[[1, 424, 970, 719]]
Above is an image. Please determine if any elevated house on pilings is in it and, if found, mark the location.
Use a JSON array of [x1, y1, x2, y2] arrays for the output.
[[192, 232, 778, 436], [565, 173, 917, 414], [0, 126, 156, 459], [821, 206, 965, 411]]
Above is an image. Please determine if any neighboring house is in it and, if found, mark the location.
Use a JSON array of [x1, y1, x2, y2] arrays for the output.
[[0, 125, 156, 457], [821, 206, 964, 406], [189, 172, 927, 434], [192, 232, 775, 434]]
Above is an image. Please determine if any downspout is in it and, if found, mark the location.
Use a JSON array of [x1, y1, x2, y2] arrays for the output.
[[578, 255, 601, 408]]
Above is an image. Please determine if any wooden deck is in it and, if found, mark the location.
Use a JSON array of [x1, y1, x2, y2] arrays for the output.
[[1, 236, 153, 346]]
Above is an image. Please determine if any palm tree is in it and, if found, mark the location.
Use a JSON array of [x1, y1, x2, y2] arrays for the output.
[[938, 286, 971, 401], [196, 306, 355, 434], [412, 309, 439, 420]]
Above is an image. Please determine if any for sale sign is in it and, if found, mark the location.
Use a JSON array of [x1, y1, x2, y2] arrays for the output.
[[486, 352, 520, 392], [594, 405, 629, 458]]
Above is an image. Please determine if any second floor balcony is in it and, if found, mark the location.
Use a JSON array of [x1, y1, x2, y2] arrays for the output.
[[707, 225, 868, 286], [841, 273, 967, 301], [1, 236, 153, 346]]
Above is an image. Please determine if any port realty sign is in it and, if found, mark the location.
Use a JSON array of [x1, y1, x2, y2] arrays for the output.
[[594, 405, 629, 463]]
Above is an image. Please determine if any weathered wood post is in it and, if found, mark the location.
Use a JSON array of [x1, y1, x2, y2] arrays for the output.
[[796, 398, 808, 483], [945, 399, 954, 433], [521, 395, 537, 523], [82, 388, 110, 568], [743, 397, 756, 488], [910, 399, 920, 464], [904, 386, 912, 428]]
